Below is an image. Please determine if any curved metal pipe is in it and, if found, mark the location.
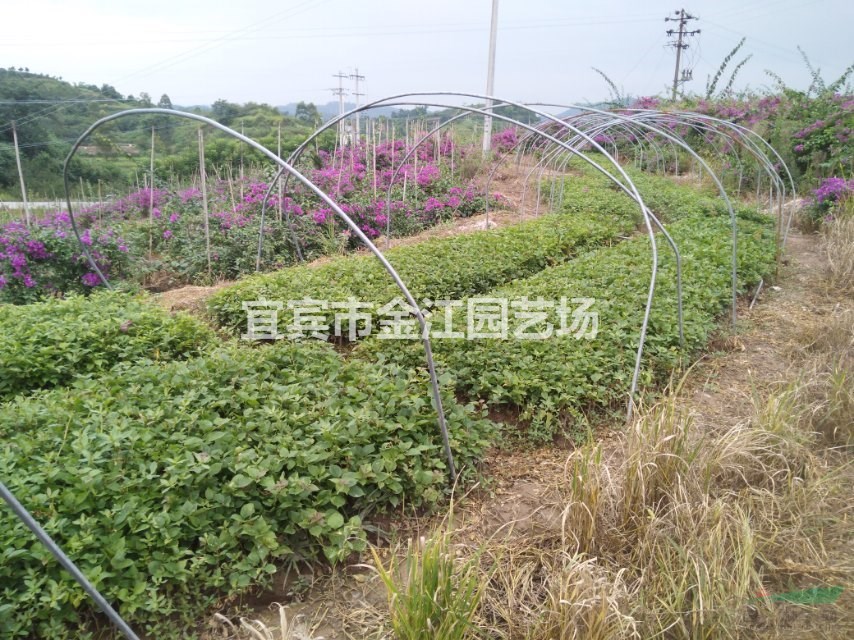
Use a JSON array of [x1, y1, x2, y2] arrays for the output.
[[63, 108, 456, 481]]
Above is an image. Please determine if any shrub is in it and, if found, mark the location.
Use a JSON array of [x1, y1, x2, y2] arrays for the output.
[[0, 341, 495, 638], [0, 290, 214, 399], [0, 212, 130, 304], [207, 210, 636, 337], [359, 209, 777, 443]]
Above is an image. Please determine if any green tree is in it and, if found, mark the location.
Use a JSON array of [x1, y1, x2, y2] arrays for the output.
[[157, 94, 173, 109], [294, 101, 320, 124], [211, 99, 241, 126]]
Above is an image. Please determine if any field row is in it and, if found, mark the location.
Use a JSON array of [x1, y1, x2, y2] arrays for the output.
[[358, 208, 775, 442], [0, 171, 774, 637]]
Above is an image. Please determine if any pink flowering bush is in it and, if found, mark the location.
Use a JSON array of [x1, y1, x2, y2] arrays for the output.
[[2, 133, 508, 292], [797, 176, 853, 229], [491, 127, 520, 153], [0, 212, 130, 304]]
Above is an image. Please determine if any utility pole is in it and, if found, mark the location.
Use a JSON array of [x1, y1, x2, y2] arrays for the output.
[[482, 0, 499, 156], [332, 71, 349, 146], [350, 68, 365, 146], [11, 121, 31, 227], [665, 9, 700, 100]]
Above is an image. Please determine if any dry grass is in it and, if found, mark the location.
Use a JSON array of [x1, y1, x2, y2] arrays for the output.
[[211, 198, 854, 640], [823, 202, 854, 295], [359, 346, 852, 639]]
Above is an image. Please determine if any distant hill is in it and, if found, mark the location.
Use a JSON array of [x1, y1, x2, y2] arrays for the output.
[[0, 69, 326, 198], [276, 101, 400, 120]]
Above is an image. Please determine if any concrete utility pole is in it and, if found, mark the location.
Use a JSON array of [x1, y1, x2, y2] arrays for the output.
[[350, 68, 365, 145], [666, 9, 700, 100], [332, 71, 349, 146], [482, 0, 499, 156], [11, 121, 31, 227]]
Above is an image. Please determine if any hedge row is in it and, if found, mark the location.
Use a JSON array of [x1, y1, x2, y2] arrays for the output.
[[0, 291, 215, 400], [207, 210, 635, 336], [358, 208, 777, 443], [207, 171, 729, 337], [0, 341, 494, 638]]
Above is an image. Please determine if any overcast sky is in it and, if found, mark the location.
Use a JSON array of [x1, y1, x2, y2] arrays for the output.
[[5, 0, 853, 108]]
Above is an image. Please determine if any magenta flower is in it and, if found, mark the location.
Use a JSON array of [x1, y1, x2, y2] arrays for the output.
[[163, 229, 173, 239], [81, 272, 101, 287]]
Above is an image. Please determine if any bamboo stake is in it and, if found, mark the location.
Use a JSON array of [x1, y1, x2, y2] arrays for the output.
[[225, 165, 237, 214], [11, 121, 31, 227], [371, 120, 377, 199], [198, 128, 212, 275], [148, 126, 155, 259], [239, 120, 245, 201], [277, 121, 283, 222]]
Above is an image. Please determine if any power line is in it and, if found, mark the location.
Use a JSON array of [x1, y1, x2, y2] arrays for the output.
[[0, 99, 135, 104]]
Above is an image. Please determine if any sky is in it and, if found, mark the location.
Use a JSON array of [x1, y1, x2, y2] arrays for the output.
[[4, 0, 853, 109]]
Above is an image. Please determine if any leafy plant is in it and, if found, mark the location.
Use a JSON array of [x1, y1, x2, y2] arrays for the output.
[[0, 341, 495, 638], [371, 523, 485, 640], [360, 206, 776, 444], [705, 38, 748, 99], [0, 211, 131, 304], [0, 290, 214, 399]]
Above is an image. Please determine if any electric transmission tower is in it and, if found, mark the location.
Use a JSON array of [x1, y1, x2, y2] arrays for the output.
[[350, 68, 365, 145], [665, 9, 700, 100], [331, 71, 349, 146]]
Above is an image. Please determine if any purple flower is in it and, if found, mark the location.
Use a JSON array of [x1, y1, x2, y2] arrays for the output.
[[152, 207, 162, 219], [25, 240, 49, 260], [82, 272, 101, 287], [812, 177, 852, 205], [163, 229, 173, 239], [424, 197, 445, 213], [169, 213, 180, 223]]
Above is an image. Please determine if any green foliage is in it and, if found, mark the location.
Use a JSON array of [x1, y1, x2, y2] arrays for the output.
[[360, 208, 776, 444], [207, 209, 636, 336], [591, 67, 627, 107], [706, 38, 748, 99], [0, 341, 495, 638], [0, 217, 131, 305], [372, 523, 484, 640], [0, 70, 332, 199], [0, 291, 214, 399]]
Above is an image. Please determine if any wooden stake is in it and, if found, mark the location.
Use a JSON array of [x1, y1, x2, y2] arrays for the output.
[[198, 128, 212, 275], [148, 126, 155, 259], [11, 121, 31, 227], [371, 120, 377, 199], [277, 121, 283, 222], [239, 120, 245, 201], [225, 165, 237, 215]]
